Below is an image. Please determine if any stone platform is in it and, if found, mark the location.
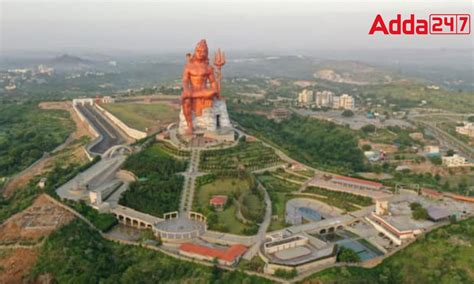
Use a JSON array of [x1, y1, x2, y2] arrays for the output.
[[178, 99, 234, 142]]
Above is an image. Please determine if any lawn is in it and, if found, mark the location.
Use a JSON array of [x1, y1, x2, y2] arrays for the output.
[[102, 102, 179, 132], [300, 217, 474, 284], [193, 176, 262, 235]]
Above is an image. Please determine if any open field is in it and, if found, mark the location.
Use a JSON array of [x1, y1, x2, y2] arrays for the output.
[[101, 102, 179, 132]]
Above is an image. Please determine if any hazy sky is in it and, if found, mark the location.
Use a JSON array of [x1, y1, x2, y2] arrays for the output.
[[1, 0, 473, 53]]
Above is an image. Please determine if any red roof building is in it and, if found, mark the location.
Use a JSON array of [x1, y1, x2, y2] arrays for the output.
[[209, 195, 228, 207], [179, 243, 247, 266], [421, 188, 443, 199], [332, 176, 383, 191]]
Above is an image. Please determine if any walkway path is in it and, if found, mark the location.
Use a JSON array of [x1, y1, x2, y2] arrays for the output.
[[242, 182, 272, 260], [179, 149, 203, 213]]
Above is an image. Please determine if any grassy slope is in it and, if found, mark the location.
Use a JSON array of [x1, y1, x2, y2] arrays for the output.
[[30, 220, 272, 283], [0, 103, 75, 177]]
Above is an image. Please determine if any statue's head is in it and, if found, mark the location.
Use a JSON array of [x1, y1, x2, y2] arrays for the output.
[[192, 39, 209, 63]]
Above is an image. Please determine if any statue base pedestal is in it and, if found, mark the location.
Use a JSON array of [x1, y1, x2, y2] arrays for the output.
[[178, 99, 234, 143]]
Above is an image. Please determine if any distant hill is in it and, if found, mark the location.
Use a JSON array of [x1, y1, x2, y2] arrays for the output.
[[48, 54, 93, 71], [313, 61, 402, 85]]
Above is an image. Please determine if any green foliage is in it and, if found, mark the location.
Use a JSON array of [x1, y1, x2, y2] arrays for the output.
[[200, 140, 282, 173], [429, 156, 442, 165], [231, 112, 365, 173], [31, 220, 271, 283], [305, 186, 373, 209], [120, 143, 187, 217], [468, 116, 474, 122], [410, 202, 429, 220], [274, 268, 297, 279], [0, 158, 98, 223], [66, 200, 117, 232], [301, 217, 474, 284], [0, 102, 75, 176], [341, 109, 354, 117], [361, 124, 376, 133], [337, 247, 361, 263], [362, 144, 372, 151]]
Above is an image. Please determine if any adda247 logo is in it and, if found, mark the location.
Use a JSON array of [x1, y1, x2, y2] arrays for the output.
[[369, 14, 471, 35]]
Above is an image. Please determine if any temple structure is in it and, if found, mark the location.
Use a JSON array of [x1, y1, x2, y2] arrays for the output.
[[177, 40, 234, 142]]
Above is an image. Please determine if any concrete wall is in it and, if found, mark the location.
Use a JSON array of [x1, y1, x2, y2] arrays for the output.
[[72, 103, 102, 160], [95, 104, 147, 140]]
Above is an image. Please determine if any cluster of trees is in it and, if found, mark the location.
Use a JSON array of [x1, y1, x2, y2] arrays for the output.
[[0, 102, 75, 177], [231, 112, 365, 173], [337, 247, 361, 263], [120, 143, 187, 217], [305, 186, 373, 208], [30, 220, 271, 283], [410, 202, 429, 220]]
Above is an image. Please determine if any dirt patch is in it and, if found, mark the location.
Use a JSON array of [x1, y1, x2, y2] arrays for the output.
[[359, 139, 398, 154], [0, 194, 75, 245], [3, 102, 93, 198], [0, 248, 39, 284]]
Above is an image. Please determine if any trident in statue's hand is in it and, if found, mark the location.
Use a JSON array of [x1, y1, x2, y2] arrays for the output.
[[213, 48, 226, 99]]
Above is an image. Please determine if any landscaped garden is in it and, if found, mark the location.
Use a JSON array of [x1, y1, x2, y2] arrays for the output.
[[256, 172, 301, 231], [303, 186, 373, 212], [119, 143, 187, 217], [193, 173, 264, 235], [199, 140, 282, 173]]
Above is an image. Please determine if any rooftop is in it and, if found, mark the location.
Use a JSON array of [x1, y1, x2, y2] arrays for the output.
[[209, 195, 228, 206], [179, 243, 247, 262], [333, 175, 383, 188]]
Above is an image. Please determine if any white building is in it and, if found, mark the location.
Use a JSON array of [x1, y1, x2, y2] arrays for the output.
[[297, 89, 314, 105], [456, 123, 474, 138], [339, 94, 355, 110], [314, 90, 334, 107], [442, 154, 473, 168]]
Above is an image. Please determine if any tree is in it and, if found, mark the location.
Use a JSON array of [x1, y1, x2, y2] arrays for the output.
[[337, 247, 361, 263], [429, 156, 442, 165], [361, 124, 376, 133], [362, 144, 372, 151], [467, 116, 474, 122], [446, 149, 455, 156], [341, 110, 354, 117]]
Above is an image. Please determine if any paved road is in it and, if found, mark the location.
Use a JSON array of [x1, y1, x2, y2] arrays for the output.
[[242, 182, 272, 260], [410, 115, 474, 160], [76, 104, 127, 154]]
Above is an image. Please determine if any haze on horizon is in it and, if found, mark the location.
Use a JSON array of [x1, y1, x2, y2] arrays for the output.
[[1, 0, 473, 55]]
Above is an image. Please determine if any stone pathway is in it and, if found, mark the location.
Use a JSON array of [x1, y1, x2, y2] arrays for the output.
[[179, 149, 202, 213]]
